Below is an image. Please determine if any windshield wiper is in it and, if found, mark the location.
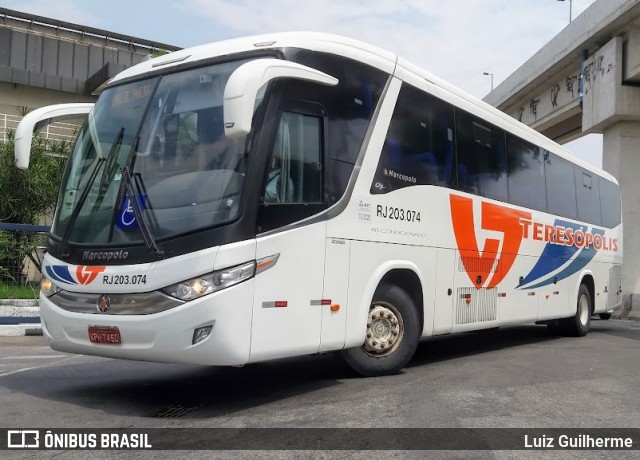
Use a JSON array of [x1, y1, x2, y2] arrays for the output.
[[133, 171, 161, 232], [59, 127, 124, 255], [111, 78, 165, 259], [120, 164, 164, 258]]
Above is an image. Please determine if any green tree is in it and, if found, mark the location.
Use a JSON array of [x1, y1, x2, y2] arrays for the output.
[[0, 127, 70, 284], [150, 48, 169, 58]]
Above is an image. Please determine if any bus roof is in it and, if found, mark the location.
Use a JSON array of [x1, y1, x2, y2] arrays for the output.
[[110, 31, 616, 185], [109, 32, 397, 82]]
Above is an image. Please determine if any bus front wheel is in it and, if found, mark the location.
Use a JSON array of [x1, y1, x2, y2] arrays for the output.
[[342, 283, 420, 377]]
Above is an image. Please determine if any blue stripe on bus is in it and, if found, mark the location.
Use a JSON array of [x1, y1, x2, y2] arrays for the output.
[[45, 265, 76, 285], [517, 220, 584, 288], [522, 227, 605, 289]]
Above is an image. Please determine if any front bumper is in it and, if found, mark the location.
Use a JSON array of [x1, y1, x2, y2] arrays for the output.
[[40, 280, 254, 366]]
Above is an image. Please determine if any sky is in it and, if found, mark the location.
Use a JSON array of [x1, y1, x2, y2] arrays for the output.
[[3, 0, 602, 166]]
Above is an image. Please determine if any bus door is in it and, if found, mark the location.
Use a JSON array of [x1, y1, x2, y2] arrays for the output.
[[453, 250, 538, 325], [498, 254, 539, 323], [249, 104, 329, 362], [319, 238, 350, 352]]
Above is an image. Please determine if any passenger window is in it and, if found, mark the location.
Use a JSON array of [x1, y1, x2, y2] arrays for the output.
[[545, 152, 577, 219], [262, 111, 323, 204], [371, 84, 455, 194], [506, 134, 546, 211], [455, 110, 508, 201], [293, 51, 388, 204], [575, 168, 601, 225], [599, 177, 621, 228]]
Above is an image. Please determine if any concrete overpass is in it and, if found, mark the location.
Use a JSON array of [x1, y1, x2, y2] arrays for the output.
[[484, 0, 640, 316], [0, 8, 180, 140], [0, 9, 181, 282]]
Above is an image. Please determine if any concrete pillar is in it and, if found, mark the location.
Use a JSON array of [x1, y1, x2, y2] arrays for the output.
[[581, 35, 640, 317], [603, 122, 640, 315]]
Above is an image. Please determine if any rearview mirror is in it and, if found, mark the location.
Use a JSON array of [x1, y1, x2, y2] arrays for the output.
[[223, 58, 338, 139], [14, 103, 94, 169]]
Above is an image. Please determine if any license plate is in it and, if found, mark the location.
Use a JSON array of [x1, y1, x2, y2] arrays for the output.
[[88, 326, 121, 345]]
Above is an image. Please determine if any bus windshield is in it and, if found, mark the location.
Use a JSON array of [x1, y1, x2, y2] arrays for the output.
[[51, 59, 251, 245]]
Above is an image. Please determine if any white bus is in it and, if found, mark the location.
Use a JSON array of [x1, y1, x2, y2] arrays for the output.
[[15, 33, 623, 376]]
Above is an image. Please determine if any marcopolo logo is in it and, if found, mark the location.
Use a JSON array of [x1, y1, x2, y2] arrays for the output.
[[450, 194, 620, 290], [82, 249, 129, 261], [45, 265, 106, 286], [383, 168, 417, 184]]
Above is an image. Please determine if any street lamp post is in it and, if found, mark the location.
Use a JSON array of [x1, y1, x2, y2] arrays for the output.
[[557, 0, 572, 23], [483, 72, 494, 91]]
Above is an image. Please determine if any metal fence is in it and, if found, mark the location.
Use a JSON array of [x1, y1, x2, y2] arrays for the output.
[[0, 112, 80, 143]]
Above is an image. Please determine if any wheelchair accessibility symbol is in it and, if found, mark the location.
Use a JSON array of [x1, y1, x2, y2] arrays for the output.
[[117, 195, 147, 229]]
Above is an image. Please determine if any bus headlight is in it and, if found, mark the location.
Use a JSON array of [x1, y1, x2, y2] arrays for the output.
[[40, 277, 59, 297], [163, 261, 256, 301]]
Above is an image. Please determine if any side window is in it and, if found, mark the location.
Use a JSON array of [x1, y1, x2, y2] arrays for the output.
[[506, 134, 547, 211], [293, 51, 387, 204], [599, 177, 621, 228], [545, 152, 577, 219], [455, 110, 508, 201], [262, 111, 323, 204], [371, 84, 455, 194], [575, 167, 601, 225]]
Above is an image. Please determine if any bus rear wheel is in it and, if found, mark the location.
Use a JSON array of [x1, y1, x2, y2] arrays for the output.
[[559, 283, 592, 337], [342, 283, 420, 377]]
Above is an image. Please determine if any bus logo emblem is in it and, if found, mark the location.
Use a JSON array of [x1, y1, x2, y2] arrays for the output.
[[97, 294, 111, 313], [450, 194, 530, 289]]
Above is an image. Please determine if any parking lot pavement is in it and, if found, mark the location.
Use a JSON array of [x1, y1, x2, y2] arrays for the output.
[[0, 319, 638, 457], [0, 336, 77, 378]]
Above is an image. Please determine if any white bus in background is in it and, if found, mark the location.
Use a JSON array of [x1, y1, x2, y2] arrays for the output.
[[15, 32, 622, 376]]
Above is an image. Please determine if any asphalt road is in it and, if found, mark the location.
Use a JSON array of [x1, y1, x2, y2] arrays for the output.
[[1, 319, 639, 459]]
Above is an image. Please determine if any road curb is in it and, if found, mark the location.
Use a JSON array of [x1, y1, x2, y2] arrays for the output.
[[0, 299, 38, 307], [0, 302, 42, 336], [0, 324, 42, 336], [0, 305, 40, 318]]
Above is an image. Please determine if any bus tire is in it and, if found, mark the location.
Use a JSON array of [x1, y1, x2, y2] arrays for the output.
[[559, 283, 591, 337], [342, 283, 420, 377], [599, 313, 612, 320]]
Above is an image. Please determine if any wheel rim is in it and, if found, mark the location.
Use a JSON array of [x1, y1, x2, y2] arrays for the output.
[[578, 294, 589, 326], [363, 301, 404, 357]]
